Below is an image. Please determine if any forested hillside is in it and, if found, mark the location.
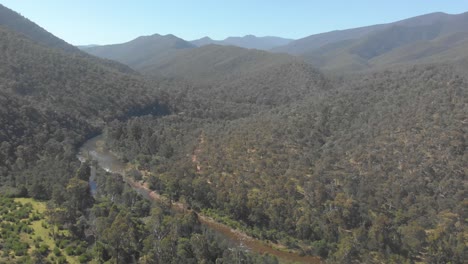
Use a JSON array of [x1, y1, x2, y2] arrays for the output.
[[0, 24, 166, 198], [82, 10, 467, 262], [141, 45, 298, 82], [0, 4, 136, 74], [0, 5, 287, 263], [273, 11, 468, 72], [273, 11, 467, 54], [0, 4, 79, 53], [105, 62, 467, 263], [141, 44, 330, 120], [1, 3, 467, 263], [83, 34, 195, 70], [301, 23, 468, 72]]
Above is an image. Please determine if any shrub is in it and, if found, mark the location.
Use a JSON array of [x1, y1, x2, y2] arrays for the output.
[[38, 244, 49, 255], [53, 247, 61, 256], [65, 245, 75, 256], [57, 256, 68, 264], [58, 239, 70, 249], [78, 254, 91, 263], [31, 213, 41, 221], [75, 245, 85, 255]]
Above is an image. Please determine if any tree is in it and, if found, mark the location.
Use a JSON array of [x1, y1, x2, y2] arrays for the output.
[[102, 211, 140, 263], [64, 177, 93, 220]]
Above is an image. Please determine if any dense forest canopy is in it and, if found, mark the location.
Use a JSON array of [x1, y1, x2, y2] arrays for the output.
[[0, 23, 166, 199], [105, 62, 467, 263], [0, 3, 467, 263]]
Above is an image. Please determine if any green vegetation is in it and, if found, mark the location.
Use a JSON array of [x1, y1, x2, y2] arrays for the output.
[[81, 167, 280, 263], [0, 2, 467, 263], [4, 166, 280, 264], [0, 22, 166, 200], [104, 63, 467, 263], [0, 196, 80, 264]]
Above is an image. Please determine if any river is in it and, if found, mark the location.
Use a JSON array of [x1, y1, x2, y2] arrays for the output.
[[78, 135, 321, 264]]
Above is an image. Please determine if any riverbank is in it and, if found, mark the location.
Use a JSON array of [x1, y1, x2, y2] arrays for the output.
[[78, 135, 322, 264]]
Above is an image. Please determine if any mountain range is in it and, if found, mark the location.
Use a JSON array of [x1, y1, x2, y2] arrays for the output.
[[273, 11, 468, 71], [76, 10, 468, 263], [81, 11, 468, 74], [83, 33, 195, 70], [190, 35, 293, 50], [0, 3, 466, 263]]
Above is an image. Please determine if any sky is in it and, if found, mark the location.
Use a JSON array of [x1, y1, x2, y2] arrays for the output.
[[1, 0, 468, 45]]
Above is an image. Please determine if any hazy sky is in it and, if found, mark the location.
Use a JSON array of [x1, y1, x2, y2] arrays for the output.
[[1, 0, 468, 45]]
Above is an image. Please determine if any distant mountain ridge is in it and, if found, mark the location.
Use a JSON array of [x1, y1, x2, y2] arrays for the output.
[[77, 44, 99, 49], [190, 35, 293, 50], [81, 34, 293, 70], [272, 12, 467, 54], [272, 11, 468, 72], [271, 24, 388, 55], [83, 34, 196, 70]]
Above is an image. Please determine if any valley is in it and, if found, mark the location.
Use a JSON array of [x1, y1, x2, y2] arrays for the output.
[[0, 2, 466, 263], [78, 134, 321, 263]]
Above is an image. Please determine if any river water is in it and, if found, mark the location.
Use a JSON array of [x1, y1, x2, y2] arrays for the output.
[[78, 135, 321, 264]]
